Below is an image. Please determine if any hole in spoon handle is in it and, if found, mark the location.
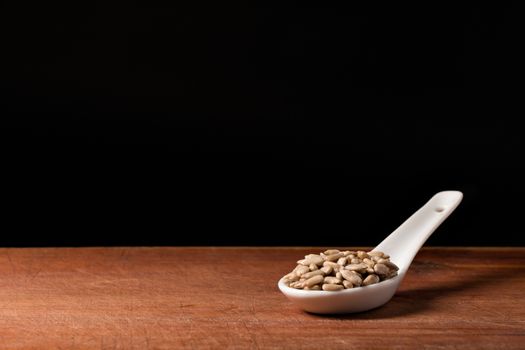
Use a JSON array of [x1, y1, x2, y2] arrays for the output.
[[435, 206, 446, 213]]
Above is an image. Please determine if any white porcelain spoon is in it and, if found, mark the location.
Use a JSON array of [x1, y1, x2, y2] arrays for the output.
[[278, 190, 463, 314]]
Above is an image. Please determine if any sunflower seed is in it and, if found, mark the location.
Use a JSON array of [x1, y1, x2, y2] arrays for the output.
[[301, 269, 325, 279], [324, 276, 342, 284], [322, 283, 344, 291], [305, 275, 324, 287], [343, 280, 353, 289], [363, 274, 380, 286], [374, 263, 390, 276]]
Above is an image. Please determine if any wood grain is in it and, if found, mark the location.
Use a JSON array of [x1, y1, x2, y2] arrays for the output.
[[1, 247, 524, 349]]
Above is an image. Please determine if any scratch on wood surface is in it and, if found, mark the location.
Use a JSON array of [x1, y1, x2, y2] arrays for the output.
[[242, 319, 261, 350], [28, 267, 42, 281], [5, 249, 16, 273], [119, 248, 128, 260], [186, 314, 197, 349], [179, 302, 196, 308]]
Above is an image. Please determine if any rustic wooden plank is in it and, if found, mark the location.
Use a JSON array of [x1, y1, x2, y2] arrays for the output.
[[0, 247, 524, 349]]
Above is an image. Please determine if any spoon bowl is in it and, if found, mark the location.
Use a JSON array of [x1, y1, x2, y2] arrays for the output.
[[278, 191, 463, 314]]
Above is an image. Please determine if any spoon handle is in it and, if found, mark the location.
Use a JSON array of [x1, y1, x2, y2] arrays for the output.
[[374, 191, 463, 272]]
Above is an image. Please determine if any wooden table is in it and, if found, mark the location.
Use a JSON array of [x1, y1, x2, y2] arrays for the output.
[[1, 247, 524, 349]]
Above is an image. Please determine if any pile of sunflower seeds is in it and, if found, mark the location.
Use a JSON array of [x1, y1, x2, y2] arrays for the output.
[[282, 249, 399, 291]]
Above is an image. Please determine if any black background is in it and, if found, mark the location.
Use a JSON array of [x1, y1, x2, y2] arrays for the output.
[[1, 4, 523, 246]]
